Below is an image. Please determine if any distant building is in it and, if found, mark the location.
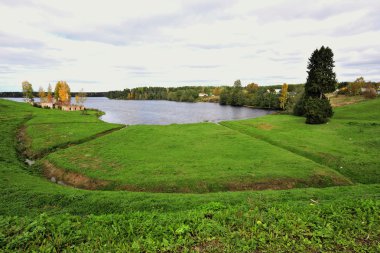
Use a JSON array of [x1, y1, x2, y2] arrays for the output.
[[35, 100, 84, 111], [61, 105, 84, 111], [40, 102, 54, 108], [198, 93, 208, 97], [274, 89, 282, 94]]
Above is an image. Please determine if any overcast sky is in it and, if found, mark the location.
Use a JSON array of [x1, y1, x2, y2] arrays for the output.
[[0, 0, 379, 91]]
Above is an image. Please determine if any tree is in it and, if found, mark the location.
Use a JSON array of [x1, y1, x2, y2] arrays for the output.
[[303, 46, 337, 124], [38, 86, 46, 103], [305, 46, 337, 98], [279, 83, 288, 110], [46, 83, 53, 103], [212, 87, 222, 96], [230, 80, 244, 106], [304, 97, 333, 124], [75, 88, 87, 105], [347, 77, 365, 96], [219, 88, 229, 105], [54, 81, 71, 105], [22, 81, 34, 102], [246, 83, 259, 94]]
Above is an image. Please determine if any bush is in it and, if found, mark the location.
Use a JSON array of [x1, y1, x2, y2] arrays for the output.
[[293, 95, 306, 116], [304, 97, 333, 124], [363, 84, 377, 99]]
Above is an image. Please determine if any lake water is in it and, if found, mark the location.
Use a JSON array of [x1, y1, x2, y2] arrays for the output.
[[3, 97, 273, 125]]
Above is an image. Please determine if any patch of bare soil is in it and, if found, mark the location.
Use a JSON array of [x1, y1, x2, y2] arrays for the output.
[[256, 123, 273, 130], [16, 125, 34, 159], [42, 160, 111, 190], [328, 95, 366, 108]]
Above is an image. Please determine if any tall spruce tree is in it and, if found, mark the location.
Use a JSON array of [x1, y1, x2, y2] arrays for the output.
[[303, 46, 336, 124]]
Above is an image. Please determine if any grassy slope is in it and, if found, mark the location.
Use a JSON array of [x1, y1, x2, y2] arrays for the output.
[[0, 98, 379, 252], [44, 123, 349, 192], [12, 99, 123, 158], [221, 98, 380, 184]]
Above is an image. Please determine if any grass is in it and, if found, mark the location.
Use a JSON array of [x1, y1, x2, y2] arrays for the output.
[[328, 94, 367, 107], [43, 123, 350, 192], [0, 98, 379, 252], [10, 100, 124, 158], [220, 98, 380, 184]]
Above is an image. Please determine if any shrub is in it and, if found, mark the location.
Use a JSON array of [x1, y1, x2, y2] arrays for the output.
[[363, 84, 377, 99], [293, 94, 306, 116], [304, 97, 333, 124]]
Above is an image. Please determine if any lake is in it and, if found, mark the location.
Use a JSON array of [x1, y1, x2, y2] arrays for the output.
[[3, 97, 273, 125]]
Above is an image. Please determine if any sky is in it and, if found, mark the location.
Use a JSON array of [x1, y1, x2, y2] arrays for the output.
[[0, 0, 379, 92]]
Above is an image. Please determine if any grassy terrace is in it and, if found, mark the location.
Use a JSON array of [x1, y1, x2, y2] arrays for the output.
[[20, 103, 123, 158], [43, 123, 350, 192], [0, 98, 379, 252]]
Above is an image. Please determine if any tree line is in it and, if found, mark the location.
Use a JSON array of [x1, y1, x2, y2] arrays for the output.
[[107, 83, 305, 110], [108, 86, 217, 103]]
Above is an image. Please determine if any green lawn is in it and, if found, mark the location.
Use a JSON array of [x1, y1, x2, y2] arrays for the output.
[[220, 98, 380, 184], [5, 99, 124, 158], [44, 123, 350, 192], [0, 98, 379, 252]]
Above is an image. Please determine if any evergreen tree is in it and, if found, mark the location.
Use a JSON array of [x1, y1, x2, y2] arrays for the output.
[[303, 46, 337, 124], [305, 46, 336, 98]]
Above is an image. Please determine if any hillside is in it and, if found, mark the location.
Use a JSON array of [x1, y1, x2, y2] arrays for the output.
[[0, 98, 379, 252]]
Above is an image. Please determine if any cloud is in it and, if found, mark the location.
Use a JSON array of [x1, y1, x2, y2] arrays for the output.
[[0, 49, 59, 68], [0, 0, 379, 91], [341, 58, 380, 68], [65, 79, 100, 84], [184, 65, 221, 69], [0, 65, 16, 74], [332, 10, 380, 36], [177, 79, 220, 83], [250, 0, 371, 23], [51, 0, 234, 46], [114, 65, 157, 77], [269, 52, 304, 64], [186, 42, 250, 50], [0, 32, 45, 49]]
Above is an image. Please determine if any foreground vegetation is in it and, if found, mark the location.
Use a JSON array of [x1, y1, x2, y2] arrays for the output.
[[0, 98, 379, 252], [221, 98, 380, 184], [43, 123, 349, 192]]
